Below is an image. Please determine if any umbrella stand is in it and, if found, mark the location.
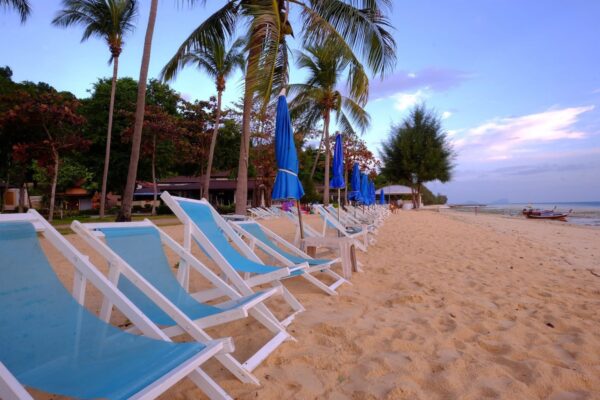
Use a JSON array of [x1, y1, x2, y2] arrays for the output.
[[337, 188, 341, 220], [296, 200, 305, 239]]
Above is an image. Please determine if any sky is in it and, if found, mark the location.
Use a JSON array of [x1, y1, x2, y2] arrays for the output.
[[2, 0, 600, 203]]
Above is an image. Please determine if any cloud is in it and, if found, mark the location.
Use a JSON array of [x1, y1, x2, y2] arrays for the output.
[[370, 67, 471, 100], [454, 106, 595, 161], [442, 111, 452, 120], [392, 89, 428, 111]]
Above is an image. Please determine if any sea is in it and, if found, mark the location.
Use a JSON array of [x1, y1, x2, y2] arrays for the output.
[[449, 202, 600, 227]]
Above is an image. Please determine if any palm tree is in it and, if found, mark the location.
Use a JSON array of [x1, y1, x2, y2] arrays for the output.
[[170, 0, 396, 214], [118, 0, 157, 222], [0, 0, 30, 22], [161, 38, 245, 201], [53, 0, 137, 218], [289, 43, 371, 205]]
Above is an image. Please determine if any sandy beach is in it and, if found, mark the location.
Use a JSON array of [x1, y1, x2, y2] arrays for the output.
[[41, 210, 600, 400]]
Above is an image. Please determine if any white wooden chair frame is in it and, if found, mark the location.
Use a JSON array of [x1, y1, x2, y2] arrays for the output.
[[325, 204, 379, 236], [0, 211, 232, 400], [312, 205, 371, 252], [280, 211, 363, 275], [230, 221, 349, 295], [161, 192, 305, 327], [248, 208, 270, 220], [72, 219, 293, 384]]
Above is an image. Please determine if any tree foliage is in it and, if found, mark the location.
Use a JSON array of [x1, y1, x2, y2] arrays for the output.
[[380, 105, 454, 207]]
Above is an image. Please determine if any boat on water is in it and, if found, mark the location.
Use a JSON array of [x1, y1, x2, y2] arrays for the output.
[[522, 206, 571, 221]]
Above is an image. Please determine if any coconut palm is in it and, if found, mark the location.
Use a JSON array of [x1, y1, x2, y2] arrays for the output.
[[118, 0, 157, 221], [289, 43, 371, 205], [168, 0, 396, 213], [53, 0, 137, 218], [0, 0, 30, 22], [161, 38, 245, 201]]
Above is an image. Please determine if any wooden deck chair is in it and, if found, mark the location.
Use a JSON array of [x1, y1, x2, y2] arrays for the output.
[[248, 208, 270, 220], [312, 205, 372, 252], [325, 204, 379, 235], [230, 220, 350, 295], [72, 220, 294, 385], [280, 211, 363, 275], [161, 192, 305, 327], [0, 211, 232, 400]]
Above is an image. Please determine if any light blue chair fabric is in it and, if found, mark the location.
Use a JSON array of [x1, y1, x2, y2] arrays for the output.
[[240, 223, 330, 267], [178, 201, 302, 277], [0, 221, 205, 400], [99, 226, 264, 326]]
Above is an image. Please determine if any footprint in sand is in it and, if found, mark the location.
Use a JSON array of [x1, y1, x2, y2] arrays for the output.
[[478, 338, 512, 356]]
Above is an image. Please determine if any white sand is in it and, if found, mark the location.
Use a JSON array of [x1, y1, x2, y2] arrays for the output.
[[39, 210, 600, 399]]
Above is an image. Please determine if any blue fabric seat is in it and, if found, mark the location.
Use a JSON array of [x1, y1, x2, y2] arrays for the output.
[[0, 222, 205, 400], [240, 223, 330, 267], [99, 226, 265, 326], [178, 201, 291, 276]]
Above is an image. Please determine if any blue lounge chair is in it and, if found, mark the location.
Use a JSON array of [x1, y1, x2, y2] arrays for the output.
[[72, 220, 293, 384], [0, 211, 231, 400], [161, 192, 305, 327], [230, 220, 350, 295]]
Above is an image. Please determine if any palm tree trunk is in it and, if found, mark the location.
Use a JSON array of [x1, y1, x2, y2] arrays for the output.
[[48, 150, 59, 222], [99, 55, 119, 218], [118, 0, 158, 222], [309, 132, 323, 180], [323, 110, 331, 205], [204, 89, 222, 202], [235, 36, 261, 215], [151, 133, 157, 216]]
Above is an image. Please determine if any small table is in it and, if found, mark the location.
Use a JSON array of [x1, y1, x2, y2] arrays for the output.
[[301, 236, 358, 280]]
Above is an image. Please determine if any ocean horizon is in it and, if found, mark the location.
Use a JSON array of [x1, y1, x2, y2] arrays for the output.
[[450, 201, 600, 227]]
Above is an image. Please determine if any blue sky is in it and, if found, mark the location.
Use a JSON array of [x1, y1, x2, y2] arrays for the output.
[[2, 0, 599, 203]]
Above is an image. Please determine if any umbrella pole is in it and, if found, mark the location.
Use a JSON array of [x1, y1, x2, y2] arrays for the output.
[[296, 200, 305, 239], [337, 188, 341, 220]]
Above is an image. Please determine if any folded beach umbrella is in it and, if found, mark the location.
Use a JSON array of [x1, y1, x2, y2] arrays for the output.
[[330, 133, 345, 217], [370, 181, 376, 205], [349, 163, 362, 202], [360, 173, 370, 205], [379, 188, 385, 205], [330, 133, 345, 190], [272, 92, 305, 236]]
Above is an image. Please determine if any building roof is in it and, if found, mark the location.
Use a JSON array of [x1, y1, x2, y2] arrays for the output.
[[134, 177, 260, 196], [377, 185, 412, 195]]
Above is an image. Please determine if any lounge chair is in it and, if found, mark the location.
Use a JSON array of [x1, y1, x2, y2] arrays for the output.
[[325, 204, 379, 235], [312, 204, 372, 252], [72, 220, 293, 384], [229, 220, 349, 295], [161, 192, 305, 327], [248, 208, 272, 220], [280, 210, 363, 276], [0, 211, 232, 400]]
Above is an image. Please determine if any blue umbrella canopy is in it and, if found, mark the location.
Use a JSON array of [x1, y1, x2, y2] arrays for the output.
[[379, 188, 385, 205], [370, 181, 376, 205], [330, 133, 345, 189], [349, 163, 361, 201], [272, 95, 305, 200], [360, 173, 370, 205]]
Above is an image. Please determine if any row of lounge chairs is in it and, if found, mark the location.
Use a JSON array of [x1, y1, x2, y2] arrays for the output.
[[0, 192, 389, 399]]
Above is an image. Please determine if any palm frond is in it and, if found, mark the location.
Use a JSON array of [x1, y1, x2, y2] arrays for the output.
[[160, 1, 238, 82], [1, 0, 31, 23], [297, 0, 396, 77], [341, 95, 370, 133]]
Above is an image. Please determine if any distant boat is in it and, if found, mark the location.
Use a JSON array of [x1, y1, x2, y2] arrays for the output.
[[522, 206, 571, 221]]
